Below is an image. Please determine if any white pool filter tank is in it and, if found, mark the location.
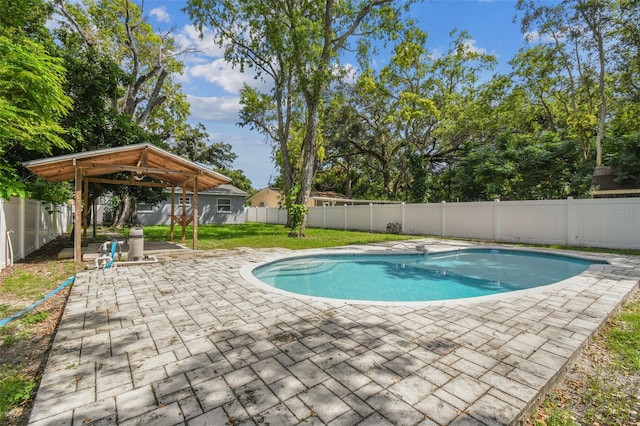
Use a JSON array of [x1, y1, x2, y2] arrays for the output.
[[128, 226, 144, 261]]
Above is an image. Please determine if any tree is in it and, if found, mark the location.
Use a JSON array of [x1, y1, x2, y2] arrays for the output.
[[185, 0, 411, 236], [612, 0, 639, 106], [0, 0, 72, 199], [53, 0, 187, 129], [320, 29, 499, 201], [52, 0, 198, 226], [516, 0, 613, 167]]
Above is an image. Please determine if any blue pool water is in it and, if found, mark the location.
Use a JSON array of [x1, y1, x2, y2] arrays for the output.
[[252, 249, 603, 302]]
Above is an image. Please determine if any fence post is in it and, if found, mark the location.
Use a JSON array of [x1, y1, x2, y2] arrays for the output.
[[369, 203, 373, 232], [35, 201, 41, 250], [401, 202, 405, 234], [19, 197, 25, 259], [566, 197, 576, 246], [493, 199, 500, 242], [323, 205, 326, 228], [344, 204, 348, 230], [441, 201, 446, 237]]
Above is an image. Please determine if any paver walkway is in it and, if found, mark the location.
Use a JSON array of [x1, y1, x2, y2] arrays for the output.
[[29, 240, 640, 425]]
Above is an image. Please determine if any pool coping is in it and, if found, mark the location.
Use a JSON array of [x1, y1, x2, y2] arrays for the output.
[[240, 245, 617, 307]]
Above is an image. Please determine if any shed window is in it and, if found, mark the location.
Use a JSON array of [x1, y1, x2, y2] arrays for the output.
[[217, 198, 231, 213], [178, 197, 191, 206], [137, 203, 154, 212]]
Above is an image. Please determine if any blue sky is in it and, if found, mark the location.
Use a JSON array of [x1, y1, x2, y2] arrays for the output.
[[144, 0, 529, 190]]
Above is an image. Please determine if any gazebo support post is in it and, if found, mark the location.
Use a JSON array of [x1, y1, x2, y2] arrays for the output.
[[170, 186, 175, 243], [193, 176, 198, 250], [92, 198, 97, 238], [83, 178, 89, 240], [180, 185, 187, 244], [74, 165, 83, 263]]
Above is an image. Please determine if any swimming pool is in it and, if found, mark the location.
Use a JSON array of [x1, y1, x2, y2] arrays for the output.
[[249, 248, 605, 302]]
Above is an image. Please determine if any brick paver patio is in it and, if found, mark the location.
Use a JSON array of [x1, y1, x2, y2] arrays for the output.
[[29, 240, 640, 425]]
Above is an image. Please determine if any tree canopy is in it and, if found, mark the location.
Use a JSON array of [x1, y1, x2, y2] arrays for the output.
[[3, 0, 639, 212], [1, 0, 252, 228], [0, 0, 72, 199]]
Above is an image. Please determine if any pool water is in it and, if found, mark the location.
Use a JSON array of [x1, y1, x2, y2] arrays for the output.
[[251, 249, 603, 302]]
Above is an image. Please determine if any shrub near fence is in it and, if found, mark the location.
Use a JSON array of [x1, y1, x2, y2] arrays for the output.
[[246, 197, 640, 250], [1, 197, 72, 271]]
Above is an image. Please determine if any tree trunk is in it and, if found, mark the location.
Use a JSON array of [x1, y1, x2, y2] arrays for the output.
[[295, 94, 323, 237], [345, 163, 352, 198], [112, 195, 138, 229]]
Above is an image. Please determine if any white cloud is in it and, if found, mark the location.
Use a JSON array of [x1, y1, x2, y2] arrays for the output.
[[175, 24, 225, 58], [463, 39, 487, 55], [187, 95, 241, 122], [188, 58, 274, 94], [524, 30, 566, 44], [149, 7, 170, 23]]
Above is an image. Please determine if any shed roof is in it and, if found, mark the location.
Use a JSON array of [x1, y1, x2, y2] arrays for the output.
[[200, 184, 249, 196], [23, 143, 231, 192]]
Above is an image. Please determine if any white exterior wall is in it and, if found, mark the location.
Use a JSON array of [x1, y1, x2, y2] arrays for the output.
[[137, 194, 246, 226], [1, 197, 72, 271], [246, 197, 640, 250]]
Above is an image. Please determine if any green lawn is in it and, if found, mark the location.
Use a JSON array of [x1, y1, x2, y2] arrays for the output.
[[140, 222, 419, 250]]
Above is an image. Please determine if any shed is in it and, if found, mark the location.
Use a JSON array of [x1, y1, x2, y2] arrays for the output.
[[138, 184, 248, 226]]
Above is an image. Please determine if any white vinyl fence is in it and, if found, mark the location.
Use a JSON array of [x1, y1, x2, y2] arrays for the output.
[[1, 197, 72, 271], [245, 197, 640, 250]]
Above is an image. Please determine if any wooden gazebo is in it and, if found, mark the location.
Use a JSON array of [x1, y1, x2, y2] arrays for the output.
[[23, 143, 231, 262]]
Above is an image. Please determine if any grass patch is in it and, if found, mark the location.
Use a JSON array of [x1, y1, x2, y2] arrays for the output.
[[131, 223, 640, 255], [0, 305, 19, 319], [1, 332, 30, 348], [605, 298, 640, 371], [530, 399, 577, 426], [140, 223, 419, 250], [581, 369, 639, 424], [0, 261, 78, 302], [0, 365, 37, 422], [0, 323, 17, 338], [20, 311, 49, 327]]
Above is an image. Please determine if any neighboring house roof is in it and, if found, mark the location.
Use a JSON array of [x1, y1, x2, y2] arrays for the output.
[[310, 190, 348, 199], [170, 184, 248, 197], [201, 184, 249, 197], [247, 188, 399, 204]]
